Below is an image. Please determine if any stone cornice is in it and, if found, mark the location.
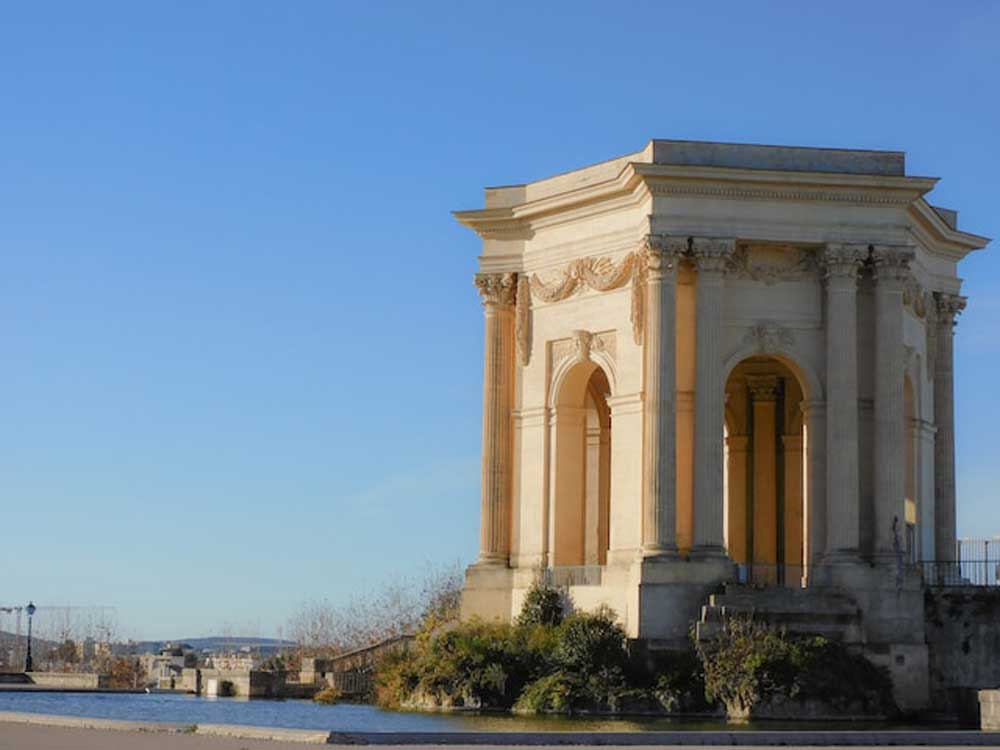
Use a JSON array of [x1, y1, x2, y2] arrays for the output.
[[908, 199, 990, 260], [454, 161, 965, 245]]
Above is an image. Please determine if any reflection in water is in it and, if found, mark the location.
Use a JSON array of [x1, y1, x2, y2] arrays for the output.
[[0, 692, 929, 732]]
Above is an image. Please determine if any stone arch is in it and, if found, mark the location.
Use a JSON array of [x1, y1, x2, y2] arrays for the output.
[[549, 356, 612, 567], [724, 353, 810, 586], [723, 343, 823, 403], [549, 332, 618, 408]]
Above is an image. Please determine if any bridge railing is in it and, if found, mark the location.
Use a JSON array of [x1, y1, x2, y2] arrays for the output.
[[921, 560, 1000, 587]]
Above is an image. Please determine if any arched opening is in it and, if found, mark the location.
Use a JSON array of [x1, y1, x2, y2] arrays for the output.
[[904, 375, 917, 563], [551, 362, 611, 567], [724, 356, 808, 587]]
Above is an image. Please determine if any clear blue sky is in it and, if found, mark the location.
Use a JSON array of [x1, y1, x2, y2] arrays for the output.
[[1, 1, 997, 640]]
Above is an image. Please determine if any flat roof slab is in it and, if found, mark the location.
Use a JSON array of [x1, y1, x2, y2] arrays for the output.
[[650, 139, 905, 176]]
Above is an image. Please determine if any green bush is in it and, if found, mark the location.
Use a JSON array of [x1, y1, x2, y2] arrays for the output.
[[696, 617, 895, 719], [516, 579, 564, 627]]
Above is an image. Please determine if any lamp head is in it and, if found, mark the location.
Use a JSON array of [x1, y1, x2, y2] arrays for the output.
[[26, 602, 36, 617]]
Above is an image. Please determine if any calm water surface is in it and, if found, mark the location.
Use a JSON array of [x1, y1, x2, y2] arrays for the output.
[[0, 692, 938, 732]]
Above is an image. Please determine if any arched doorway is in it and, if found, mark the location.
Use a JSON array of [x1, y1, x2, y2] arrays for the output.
[[724, 356, 808, 586], [550, 362, 611, 567]]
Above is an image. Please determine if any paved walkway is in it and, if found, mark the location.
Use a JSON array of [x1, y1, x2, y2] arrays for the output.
[[1, 714, 999, 749], [3, 723, 1000, 750]]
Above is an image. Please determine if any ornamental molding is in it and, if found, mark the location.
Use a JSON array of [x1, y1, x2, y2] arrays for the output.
[[515, 275, 531, 366], [529, 253, 638, 302], [551, 330, 617, 379], [743, 321, 795, 354], [647, 182, 913, 206], [727, 244, 819, 284], [903, 275, 928, 319]]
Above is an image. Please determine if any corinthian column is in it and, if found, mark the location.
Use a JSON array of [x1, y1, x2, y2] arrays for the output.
[[933, 292, 965, 562], [873, 246, 914, 559], [822, 244, 865, 558], [474, 272, 517, 565], [691, 237, 735, 556], [641, 236, 685, 557]]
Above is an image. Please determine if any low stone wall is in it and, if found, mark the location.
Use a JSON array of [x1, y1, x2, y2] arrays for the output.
[[925, 588, 1000, 721], [27, 672, 109, 689]]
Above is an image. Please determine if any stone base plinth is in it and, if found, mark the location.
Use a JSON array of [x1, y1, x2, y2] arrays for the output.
[[460, 562, 514, 622], [980, 690, 1000, 731], [635, 556, 735, 645]]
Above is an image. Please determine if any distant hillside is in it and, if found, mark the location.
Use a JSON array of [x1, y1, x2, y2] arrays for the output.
[[0, 630, 58, 656], [130, 636, 295, 654]]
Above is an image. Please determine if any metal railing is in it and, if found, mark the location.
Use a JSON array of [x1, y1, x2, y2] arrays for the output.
[[543, 565, 603, 587], [921, 560, 1000, 587]]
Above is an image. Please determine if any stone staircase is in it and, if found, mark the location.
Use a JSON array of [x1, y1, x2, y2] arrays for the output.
[[695, 583, 863, 643]]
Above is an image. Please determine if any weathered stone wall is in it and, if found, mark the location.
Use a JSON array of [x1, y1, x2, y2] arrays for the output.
[[27, 672, 109, 689], [925, 588, 1000, 720]]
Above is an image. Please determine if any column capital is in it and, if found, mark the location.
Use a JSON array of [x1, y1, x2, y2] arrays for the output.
[[934, 292, 967, 326], [642, 234, 687, 280], [475, 272, 518, 308], [872, 245, 915, 286], [691, 237, 736, 275], [747, 374, 780, 402], [747, 375, 778, 401], [822, 243, 866, 280]]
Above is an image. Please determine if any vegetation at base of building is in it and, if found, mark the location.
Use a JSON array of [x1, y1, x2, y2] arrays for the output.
[[695, 617, 896, 720], [375, 578, 897, 719], [375, 579, 706, 715], [313, 685, 342, 704]]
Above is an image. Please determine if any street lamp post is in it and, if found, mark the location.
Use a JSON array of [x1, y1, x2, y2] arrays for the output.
[[24, 602, 36, 673]]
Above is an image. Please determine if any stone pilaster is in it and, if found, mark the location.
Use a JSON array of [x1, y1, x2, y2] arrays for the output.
[[474, 272, 517, 565], [641, 236, 685, 557], [822, 244, 865, 558], [691, 237, 735, 555], [873, 246, 914, 559], [933, 292, 965, 561], [801, 399, 827, 572]]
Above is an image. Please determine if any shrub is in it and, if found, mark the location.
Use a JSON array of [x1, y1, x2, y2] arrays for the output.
[[696, 617, 895, 720], [514, 671, 579, 713], [313, 685, 342, 704], [375, 619, 556, 710], [554, 607, 628, 681], [517, 579, 564, 627]]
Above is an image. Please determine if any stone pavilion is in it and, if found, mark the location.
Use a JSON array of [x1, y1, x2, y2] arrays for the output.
[[453, 140, 989, 709]]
